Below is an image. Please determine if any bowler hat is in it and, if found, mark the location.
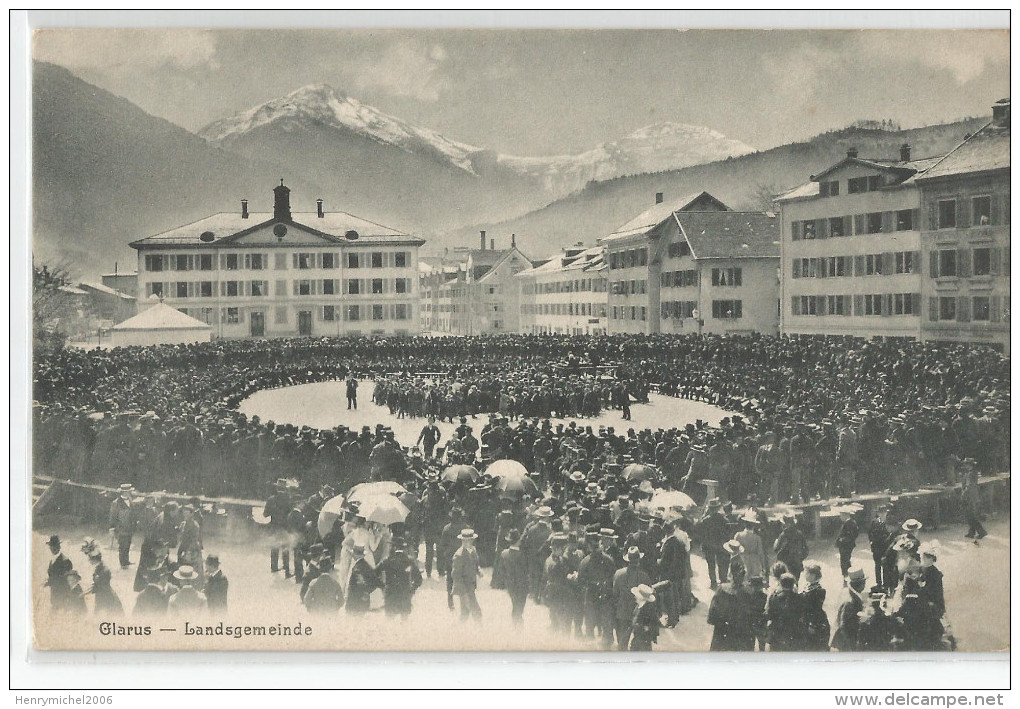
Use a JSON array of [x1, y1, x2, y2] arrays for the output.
[[47, 535, 60, 547]]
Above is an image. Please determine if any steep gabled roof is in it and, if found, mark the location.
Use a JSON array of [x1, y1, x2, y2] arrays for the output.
[[602, 191, 730, 242], [475, 247, 534, 284], [916, 121, 1009, 181], [675, 211, 780, 260]]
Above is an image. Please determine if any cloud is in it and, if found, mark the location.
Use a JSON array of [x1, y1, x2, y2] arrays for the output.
[[348, 39, 451, 102], [761, 42, 840, 106], [857, 30, 1008, 85], [34, 29, 219, 72]]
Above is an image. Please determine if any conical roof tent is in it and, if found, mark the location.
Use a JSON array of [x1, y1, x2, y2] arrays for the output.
[[112, 302, 212, 331]]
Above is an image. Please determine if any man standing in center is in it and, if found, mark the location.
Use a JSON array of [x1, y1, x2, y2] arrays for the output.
[[346, 374, 359, 411], [451, 528, 482, 622], [611, 546, 651, 651]]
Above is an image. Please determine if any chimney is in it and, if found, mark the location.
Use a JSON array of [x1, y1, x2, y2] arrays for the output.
[[846, 147, 858, 159], [490, 238, 495, 250], [655, 192, 664, 204], [241, 199, 249, 219], [992, 98, 1010, 128], [899, 143, 911, 162], [316, 199, 324, 218], [273, 180, 292, 221], [480, 230, 486, 251], [511, 233, 516, 248]]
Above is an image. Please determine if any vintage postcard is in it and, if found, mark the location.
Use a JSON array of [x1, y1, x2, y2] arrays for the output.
[[28, 24, 1009, 655]]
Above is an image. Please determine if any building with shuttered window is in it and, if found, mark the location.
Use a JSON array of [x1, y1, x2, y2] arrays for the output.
[[130, 183, 424, 338], [778, 98, 1010, 352]]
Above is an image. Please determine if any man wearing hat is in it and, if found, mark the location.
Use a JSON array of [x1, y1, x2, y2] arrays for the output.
[[867, 505, 895, 588], [961, 458, 988, 541], [499, 529, 530, 624], [611, 546, 651, 651], [44, 535, 73, 611], [303, 557, 344, 616], [628, 584, 661, 651], [204, 555, 229, 615], [451, 529, 482, 621], [734, 513, 768, 583], [544, 533, 576, 633], [857, 586, 895, 651], [830, 567, 868, 651], [918, 543, 945, 618], [168, 566, 206, 616], [345, 544, 378, 615], [520, 505, 554, 602], [577, 528, 618, 645], [835, 507, 860, 577], [265, 480, 294, 576], [696, 498, 731, 589], [134, 563, 171, 618], [109, 483, 137, 569]]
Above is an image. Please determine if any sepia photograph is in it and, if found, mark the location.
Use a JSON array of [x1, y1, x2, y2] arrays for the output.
[[18, 13, 1011, 679]]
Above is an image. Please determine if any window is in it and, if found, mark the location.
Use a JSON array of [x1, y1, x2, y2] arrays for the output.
[[712, 267, 742, 287], [819, 180, 839, 197], [297, 280, 311, 296], [175, 282, 189, 298], [639, 307, 647, 321], [347, 253, 361, 269], [370, 279, 384, 294], [225, 307, 240, 324], [802, 220, 816, 239], [199, 281, 213, 298], [346, 305, 361, 321], [394, 304, 409, 320], [972, 296, 990, 321], [865, 254, 884, 276], [867, 175, 884, 191], [371, 252, 384, 268], [347, 279, 361, 295], [712, 300, 742, 319], [321, 253, 336, 269], [225, 254, 239, 270], [829, 217, 845, 237], [939, 297, 957, 320], [827, 295, 850, 316], [394, 252, 408, 268], [321, 279, 335, 295], [274, 307, 288, 324], [174, 255, 191, 271], [668, 242, 691, 258], [249, 253, 266, 270], [864, 294, 883, 316], [896, 209, 914, 231], [638, 249, 647, 267], [145, 255, 166, 272], [866, 212, 884, 234], [972, 196, 992, 226], [895, 251, 914, 274], [296, 253, 314, 269], [938, 200, 957, 229], [972, 248, 992, 276], [372, 304, 385, 320], [935, 249, 957, 277], [893, 293, 919, 316], [323, 305, 336, 321], [197, 254, 213, 271], [225, 281, 240, 297], [847, 176, 869, 194]]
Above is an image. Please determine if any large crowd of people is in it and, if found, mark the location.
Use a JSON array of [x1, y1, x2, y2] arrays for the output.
[[34, 333, 1008, 650]]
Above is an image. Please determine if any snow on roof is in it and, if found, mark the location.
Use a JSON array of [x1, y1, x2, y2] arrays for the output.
[[603, 192, 730, 242], [112, 303, 212, 331], [916, 121, 1009, 181], [79, 281, 135, 300]]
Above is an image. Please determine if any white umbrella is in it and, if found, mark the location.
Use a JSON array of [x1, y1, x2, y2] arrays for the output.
[[348, 481, 407, 504], [316, 494, 347, 537], [649, 489, 697, 511], [486, 459, 529, 480], [357, 494, 410, 526]]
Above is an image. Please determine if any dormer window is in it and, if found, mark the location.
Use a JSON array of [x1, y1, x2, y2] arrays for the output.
[[819, 180, 840, 197]]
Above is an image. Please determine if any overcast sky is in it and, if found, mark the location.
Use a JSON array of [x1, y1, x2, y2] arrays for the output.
[[34, 28, 1009, 155]]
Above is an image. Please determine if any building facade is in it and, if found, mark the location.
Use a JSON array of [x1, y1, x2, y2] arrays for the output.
[[603, 191, 780, 335], [916, 101, 1010, 352], [130, 183, 424, 339], [778, 99, 1010, 352], [517, 245, 608, 335]]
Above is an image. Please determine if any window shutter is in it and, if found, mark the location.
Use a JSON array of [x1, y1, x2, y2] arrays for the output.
[[929, 297, 939, 321], [957, 248, 971, 277], [929, 251, 939, 278], [292, 253, 299, 269], [989, 247, 1001, 275], [817, 259, 827, 279], [816, 219, 828, 239], [791, 222, 801, 241], [1004, 247, 1011, 277], [843, 216, 852, 237], [1002, 193, 1010, 224], [315, 253, 322, 269], [854, 295, 864, 315], [334, 252, 341, 269], [293, 281, 299, 296], [220, 255, 227, 270], [911, 251, 921, 274], [910, 293, 920, 315], [881, 211, 894, 233], [990, 296, 1001, 322], [989, 195, 1001, 225], [911, 209, 920, 231], [854, 255, 866, 276], [244, 254, 251, 270], [957, 296, 970, 322], [853, 214, 865, 235], [928, 201, 938, 230], [957, 196, 971, 228], [884, 252, 895, 275], [334, 279, 340, 295], [792, 260, 801, 279], [882, 294, 892, 316]]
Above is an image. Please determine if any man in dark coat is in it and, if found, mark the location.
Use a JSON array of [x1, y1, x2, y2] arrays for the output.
[[303, 559, 343, 616], [109, 484, 136, 569], [346, 375, 359, 410], [696, 498, 731, 589], [707, 561, 745, 651], [438, 507, 465, 609], [379, 542, 422, 619], [500, 529, 530, 624], [773, 516, 809, 581], [765, 573, 804, 651], [577, 528, 618, 645], [857, 587, 895, 651], [918, 545, 945, 618], [800, 562, 830, 651], [203, 555, 228, 614], [835, 509, 859, 577], [867, 505, 894, 588], [656, 521, 691, 627], [345, 545, 377, 615], [611, 546, 651, 651], [45, 535, 72, 611]]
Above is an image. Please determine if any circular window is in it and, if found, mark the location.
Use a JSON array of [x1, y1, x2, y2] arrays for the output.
[[344, 230, 359, 240], [273, 224, 288, 238], [199, 231, 215, 242]]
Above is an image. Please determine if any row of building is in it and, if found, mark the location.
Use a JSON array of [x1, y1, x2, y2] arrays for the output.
[[109, 99, 1008, 352]]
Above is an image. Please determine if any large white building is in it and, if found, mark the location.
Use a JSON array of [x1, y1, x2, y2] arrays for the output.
[[130, 183, 424, 338], [517, 245, 608, 335]]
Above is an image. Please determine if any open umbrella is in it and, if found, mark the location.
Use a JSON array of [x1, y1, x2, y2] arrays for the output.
[[494, 474, 539, 498], [316, 494, 347, 537], [442, 464, 479, 484], [357, 494, 410, 526], [622, 463, 658, 482], [486, 459, 529, 480], [348, 481, 407, 504], [649, 489, 697, 511]]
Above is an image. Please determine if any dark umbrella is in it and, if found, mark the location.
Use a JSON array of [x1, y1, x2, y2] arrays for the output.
[[441, 464, 480, 484], [622, 463, 658, 482]]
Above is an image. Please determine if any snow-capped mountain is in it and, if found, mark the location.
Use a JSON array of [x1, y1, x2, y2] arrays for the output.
[[200, 84, 755, 199]]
